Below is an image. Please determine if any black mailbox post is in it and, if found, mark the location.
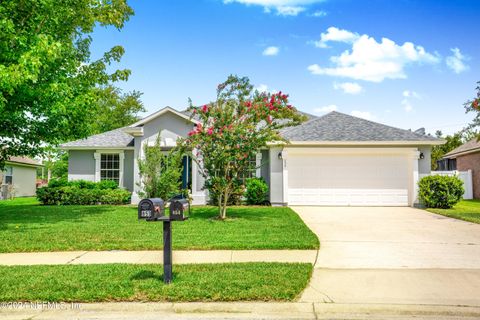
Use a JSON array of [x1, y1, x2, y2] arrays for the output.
[[138, 197, 188, 284]]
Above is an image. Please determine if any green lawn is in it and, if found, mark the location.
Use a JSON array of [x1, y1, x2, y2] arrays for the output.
[[0, 198, 319, 252], [0, 263, 312, 302], [427, 200, 480, 224]]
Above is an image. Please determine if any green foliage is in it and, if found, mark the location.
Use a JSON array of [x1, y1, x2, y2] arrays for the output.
[[245, 178, 269, 205], [47, 178, 69, 188], [95, 180, 119, 190], [0, 0, 134, 169], [41, 149, 69, 180], [465, 81, 480, 132], [0, 263, 312, 302], [47, 178, 118, 190], [36, 186, 130, 205], [138, 134, 184, 200], [431, 131, 464, 170], [0, 201, 320, 251], [418, 175, 464, 209], [207, 183, 244, 206], [180, 75, 306, 219], [91, 85, 146, 134]]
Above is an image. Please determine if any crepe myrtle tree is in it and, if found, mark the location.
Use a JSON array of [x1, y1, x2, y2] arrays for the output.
[[179, 75, 306, 220], [466, 82, 480, 132]]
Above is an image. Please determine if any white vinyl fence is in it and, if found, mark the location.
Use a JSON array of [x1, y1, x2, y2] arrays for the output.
[[420, 170, 473, 200]]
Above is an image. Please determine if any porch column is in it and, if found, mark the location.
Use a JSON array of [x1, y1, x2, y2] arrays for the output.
[[255, 152, 262, 178], [411, 150, 420, 206], [94, 152, 100, 182], [131, 137, 142, 204]]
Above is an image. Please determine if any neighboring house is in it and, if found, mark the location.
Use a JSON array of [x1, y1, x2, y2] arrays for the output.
[[442, 138, 480, 199], [61, 107, 442, 207], [1, 156, 42, 199]]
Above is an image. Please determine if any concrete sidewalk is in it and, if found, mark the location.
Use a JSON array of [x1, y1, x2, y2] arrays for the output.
[[2, 302, 480, 320], [0, 249, 317, 266]]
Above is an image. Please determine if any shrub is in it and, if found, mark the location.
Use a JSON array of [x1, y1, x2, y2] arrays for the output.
[[69, 180, 97, 189], [207, 182, 244, 206], [137, 135, 184, 200], [418, 175, 464, 209], [36, 186, 130, 205], [47, 178, 69, 188], [245, 178, 269, 205], [95, 180, 118, 190]]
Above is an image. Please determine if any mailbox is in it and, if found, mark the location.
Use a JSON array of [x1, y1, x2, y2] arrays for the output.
[[169, 198, 190, 221], [138, 198, 165, 221]]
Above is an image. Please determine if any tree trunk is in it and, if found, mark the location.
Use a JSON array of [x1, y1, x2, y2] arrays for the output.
[[219, 189, 229, 220], [218, 194, 223, 219]]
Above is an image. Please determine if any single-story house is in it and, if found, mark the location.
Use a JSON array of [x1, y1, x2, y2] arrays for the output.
[[61, 107, 442, 206], [442, 138, 480, 199], [1, 156, 42, 199]]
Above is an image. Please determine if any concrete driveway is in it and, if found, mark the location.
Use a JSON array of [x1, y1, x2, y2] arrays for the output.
[[293, 206, 480, 306]]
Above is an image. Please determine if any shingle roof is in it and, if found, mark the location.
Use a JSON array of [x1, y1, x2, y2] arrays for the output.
[[7, 156, 42, 166], [61, 127, 134, 148], [280, 111, 440, 142], [444, 138, 480, 158]]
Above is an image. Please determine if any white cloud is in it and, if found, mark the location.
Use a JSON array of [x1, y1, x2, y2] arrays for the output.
[[256, 84, 269, 92], [446, 48, 469, 74], [314, 27, 359, 48], [350, 110, 375, 120], [333, 82, 363, 94], [276, 6, 305, 16], [402, 90, 420, 99], [308, 27, 441, 82], [223, 0, 324, 16], [314, 104, 338, 114], [263, 46, 280, 56], [310, 10, 327, 17], [401, 89, 420, 112]]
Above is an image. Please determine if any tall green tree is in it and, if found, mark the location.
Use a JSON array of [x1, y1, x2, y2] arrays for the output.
[[431, 131, 463, 170], [92, 85, 145, 134], [0, 0, 134, 168], [180, 75, 306, 220]]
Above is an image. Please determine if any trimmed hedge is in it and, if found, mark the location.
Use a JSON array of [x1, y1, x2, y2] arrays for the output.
[[37, 180, 131, 205], [418, 175, 464, 209], [245, 178, 269, 205]]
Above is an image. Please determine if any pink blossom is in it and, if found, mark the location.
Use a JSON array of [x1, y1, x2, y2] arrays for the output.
[[207, 127, 214, 135], [202, 104, 208, 113]]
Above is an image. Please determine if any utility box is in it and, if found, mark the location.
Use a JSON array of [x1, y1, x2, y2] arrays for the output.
[[138, 198, 165, 221]]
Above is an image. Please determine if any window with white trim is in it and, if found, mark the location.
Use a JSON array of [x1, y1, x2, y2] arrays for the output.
[[100, 154, 120, 184], [3, 166, 12, 184]]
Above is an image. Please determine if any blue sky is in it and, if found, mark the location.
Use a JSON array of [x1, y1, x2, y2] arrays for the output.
[[91, 0, 479, 135]]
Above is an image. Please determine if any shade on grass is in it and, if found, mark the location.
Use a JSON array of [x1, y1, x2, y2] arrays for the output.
[[0, 263, 312, 302], [0, 198, 319, 252], [427, 200, 480, 224]]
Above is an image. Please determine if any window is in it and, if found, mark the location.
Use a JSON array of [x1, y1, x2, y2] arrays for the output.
[[239, 156, 257, 184], [100, 154, 120, 184], [3, 166, 12, 184]]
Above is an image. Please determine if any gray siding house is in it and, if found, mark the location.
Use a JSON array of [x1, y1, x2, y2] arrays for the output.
[[62, 107, 442, 207], [1, 156, 42, 199]]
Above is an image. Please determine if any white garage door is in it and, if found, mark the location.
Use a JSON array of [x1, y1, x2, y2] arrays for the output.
[[288, 151, 410, 206]]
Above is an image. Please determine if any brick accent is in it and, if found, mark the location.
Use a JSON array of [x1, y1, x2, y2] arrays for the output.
[[456, 152, 480, 199]]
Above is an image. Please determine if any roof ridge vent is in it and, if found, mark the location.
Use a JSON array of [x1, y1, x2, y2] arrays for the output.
[[414, 127, 426, 135]]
